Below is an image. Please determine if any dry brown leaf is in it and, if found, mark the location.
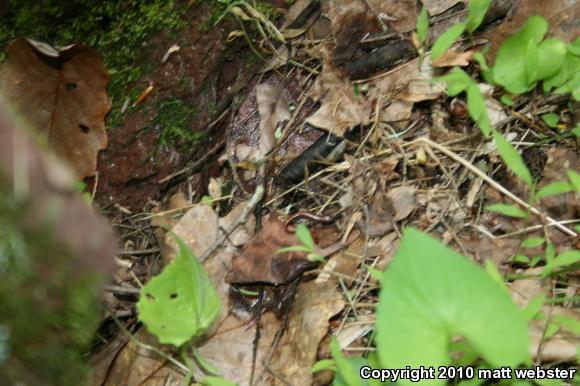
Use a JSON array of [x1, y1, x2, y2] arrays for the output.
[[431, 50, 474, 67], [256, 83, 290, 158], [228, 213, 317, 285], [0, 38, 110, 178], [306, 61, 371, 136], [268, 281, 345, 385], [366, 0, 418, 32], [421, 0, 464, 16]]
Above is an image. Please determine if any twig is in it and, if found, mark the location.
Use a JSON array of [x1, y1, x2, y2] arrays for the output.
[[418, 137, 577, 237], [199, 185, 265, 262], [118, 247, 160, 256]]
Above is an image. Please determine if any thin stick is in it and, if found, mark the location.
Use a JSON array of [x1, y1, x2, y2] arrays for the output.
[[418, 137, 577, 237], [199, 185, 265, 262]]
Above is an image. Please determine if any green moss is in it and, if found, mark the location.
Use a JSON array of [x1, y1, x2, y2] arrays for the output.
[[0, 0, 187, 129], [153, 96, 205, 151]]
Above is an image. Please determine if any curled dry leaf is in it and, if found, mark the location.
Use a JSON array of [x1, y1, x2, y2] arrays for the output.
[[0, 38, 110, 178], [256, 83, 290, 158], [228, 213, 316, 285], [361, 186, 417, 238]]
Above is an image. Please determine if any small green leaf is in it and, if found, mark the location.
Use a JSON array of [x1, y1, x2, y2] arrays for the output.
[[544, 320, 560, 339], [567, 169, 580, 191], [365, 265, 383, 282], [535, 181, 572, 199], [492, 129, 533, 186], [521, 237, 545, 249], [330, 338, 359, 386], [573, 124, 580, 137], [201, 377, 238, 386], [500, 95, 514, 106], [467, 83, 491, 136], [542, 113, 560, 128], [545, 242, 555, 263], [308, 252, 325, 262], [416, 7, 429, 45], [439, 67, 474, 96], [465, 0, 492, 33], [522, 294, 546, 321], [543, 250, 580, 277], [525, 39, 540, 84], [486, 203, 528, 219], [431, 23, 465, 60], [277, 245, 311, 253], [295, 223, 315, 250], [376, 229, 529, 380], [552, 315, 580, 335], [311, 359, 335, 373], [511, 254, 530, 264], [137, 235, 221, 346]]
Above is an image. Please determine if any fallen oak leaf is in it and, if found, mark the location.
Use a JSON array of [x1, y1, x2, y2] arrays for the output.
[[256, 83, 290, 158], [0, 38, 110, 178]]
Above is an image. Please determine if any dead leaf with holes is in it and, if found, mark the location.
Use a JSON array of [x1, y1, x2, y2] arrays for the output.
[[256, 83, 290, 158], [0, 38, 110, 178]]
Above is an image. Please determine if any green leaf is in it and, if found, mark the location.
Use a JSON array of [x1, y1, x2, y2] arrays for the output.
[[500, 95, 514, 106], [277, 245, 311, 253], [544, 50, 580, 91], [330, 338, 360, 386], [311, 359, 335, 373], [521, 237, 545, 249], [484, 259, 507, 291], [525, 39, 540, 85], [201, 377, 238, 386], [543, 250, 580, 277], [137, 235, 221, 346], [535, 181, 572, 199], [308, 252, 325, 262], [491, 129, 533, 186], [467, 83, 491, 136], [431, 23, 465, 60], [573, 124, 580, 137], [295, 223, 315, 250], [486, 203, 528, 219], [439, 67, 474, 96], [465, 0, 492, 33], [532, 38, 567, 83], [492, 16, 548, 93], [376, 228, 529, 383], [545, 242, 555, 263], [522, 294, 545, 321], [541, 113, 560, 128], [416, 7, 429, 45], [567, 169, 580, 191], [552, 315, 580, 335]]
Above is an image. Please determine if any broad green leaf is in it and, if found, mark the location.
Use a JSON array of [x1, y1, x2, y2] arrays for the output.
[[543, 51, 580, 91], [541, 113, 560, 128], [330, 338, 360, 386], [555, 72, 580, 100], [376, 228, 529, 385], [137, 235, 221, 346], [492, 129, 533, 186], [295, 223, 315, 250], [431, 23, 465, 60], [311, 359, 335, 373], [492, 16, 548, 93], [522, 294, 545, 321], [486, 203, 528, 219], [277, 245, 311, 253], [484, 259, 507, 291], [567, 37, 580, 56], [467, 83, 491, 136], [535, 181, 572, 199], [201, 377, 238, 386], [439, 67, 474, 96], [521, 237, 545, 249], [465, 0, 492, 33], [525, 39, 539, 85], [543, 250, 580, 277], [532, 38, 567, 83], [417, 8, 429, 45], [567, 169, 580, 191]]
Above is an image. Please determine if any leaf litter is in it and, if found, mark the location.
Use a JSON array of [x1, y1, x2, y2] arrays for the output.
[[4, 0, 579, 385]]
